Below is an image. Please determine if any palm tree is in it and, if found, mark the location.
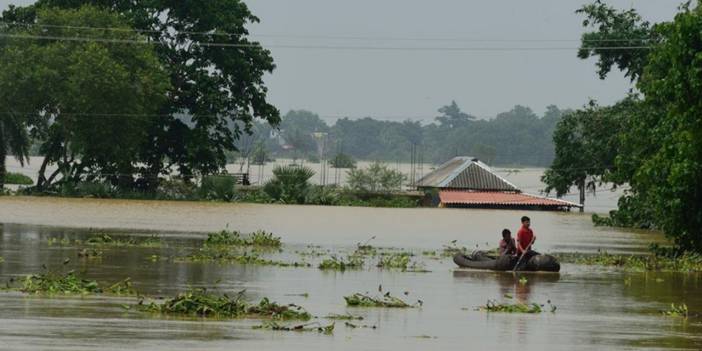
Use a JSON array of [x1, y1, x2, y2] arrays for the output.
[[0, 112, 31, 190]]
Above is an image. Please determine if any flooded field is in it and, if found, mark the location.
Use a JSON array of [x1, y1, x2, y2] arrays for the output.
[[0, 197, 701, 350]]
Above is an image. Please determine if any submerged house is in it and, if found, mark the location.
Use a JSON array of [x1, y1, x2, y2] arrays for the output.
[[416, 157, 580, 211]]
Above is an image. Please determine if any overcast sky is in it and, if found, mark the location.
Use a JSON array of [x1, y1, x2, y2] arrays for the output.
[[1, 1, 684, 122]]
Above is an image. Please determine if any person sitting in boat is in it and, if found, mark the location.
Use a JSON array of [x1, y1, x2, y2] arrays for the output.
[[516, 216, 537, 260], [498, 229, 516, 256]]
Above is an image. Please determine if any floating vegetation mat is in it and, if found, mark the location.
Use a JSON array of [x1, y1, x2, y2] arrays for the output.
[[204, 230, 281, 248], [318, 255, 364, 271], [176, 248, 310, 267], [662, 303, 689, 318], [139, 289, 310, 320], [325, 313, 364, 320], [477, 299, 556, 314], [376, 253, 428, 272], [15, 270, 135, 296], [344, 292, 418, 308], [253, 321, 334, 334], [86, 233, 162, 247], [556, 251, 702, 272]]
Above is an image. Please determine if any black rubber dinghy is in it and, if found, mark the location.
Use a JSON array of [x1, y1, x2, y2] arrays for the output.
[[453, 251, 560, 272]]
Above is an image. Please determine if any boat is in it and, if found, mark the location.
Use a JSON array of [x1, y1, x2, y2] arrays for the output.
[[453, 251, 560, 272]]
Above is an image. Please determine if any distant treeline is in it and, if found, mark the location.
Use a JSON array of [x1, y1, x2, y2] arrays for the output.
[[237, 102, 568, 167]]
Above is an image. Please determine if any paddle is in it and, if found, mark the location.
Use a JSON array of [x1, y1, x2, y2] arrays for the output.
[[513, 236, 535, 273]]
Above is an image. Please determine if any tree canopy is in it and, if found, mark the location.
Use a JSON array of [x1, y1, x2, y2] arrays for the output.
[[2, 0, 280, 190], [546, 1, 702, 252]]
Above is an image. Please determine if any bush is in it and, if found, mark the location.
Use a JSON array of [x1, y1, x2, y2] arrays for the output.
[[263, 165, 315, 204], [4, 172, 33, 185], [346, 162, 406, 193], [305, 185, 340, 205], [200, 175, 236, 201], [331, 153, 356, 169], [157, 179, 199, 200]]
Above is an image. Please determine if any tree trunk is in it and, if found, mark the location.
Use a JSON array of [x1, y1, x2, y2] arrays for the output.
[[578, 179, 586, 213]]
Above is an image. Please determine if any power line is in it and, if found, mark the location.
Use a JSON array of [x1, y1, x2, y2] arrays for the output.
[[0, 33, 655, 51], [0, 21, 657, 43]]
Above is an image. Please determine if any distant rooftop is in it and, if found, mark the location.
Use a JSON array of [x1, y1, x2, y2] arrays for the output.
[[416, 156, 519, 192]]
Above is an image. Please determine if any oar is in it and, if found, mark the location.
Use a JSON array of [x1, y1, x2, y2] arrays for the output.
[[513, 236, 535, 273]]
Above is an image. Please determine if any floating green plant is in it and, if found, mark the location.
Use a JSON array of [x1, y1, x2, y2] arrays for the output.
[[344, 292, 417, 308], [140, 289, 310, 320], [204, 230, 281, 248], [177, 248, 309, 267], [84, 233, 162, 248], [556, 251, 702, 272], [253, 321, 334, 334], [318, 255, 364, 271], [325, 313, 364, 320], [662, 303, 689, 318], [18, 270, 135, 296], [77, 248, 103, 259], [478, 299, 556, 314]]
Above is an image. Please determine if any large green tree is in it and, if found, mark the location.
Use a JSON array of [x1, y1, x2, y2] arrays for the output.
[[549, 1, 702, 251], [2, 0, 280, 189], [0, 6, 169, 190]]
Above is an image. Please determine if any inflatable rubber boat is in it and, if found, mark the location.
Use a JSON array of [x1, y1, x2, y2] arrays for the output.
[[453, 251, 560, 272]]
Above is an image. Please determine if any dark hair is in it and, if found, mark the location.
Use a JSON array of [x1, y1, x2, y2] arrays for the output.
[[502, 229, 511, 237], [521, 216, 530, 223]]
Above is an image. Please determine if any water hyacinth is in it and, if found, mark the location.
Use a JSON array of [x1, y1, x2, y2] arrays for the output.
[[140, 289, 311, 320], [344, 292, 417, 308], [478, 299, 556, 314], [204, 230, 281, 248], [318, 255, 364, 271]]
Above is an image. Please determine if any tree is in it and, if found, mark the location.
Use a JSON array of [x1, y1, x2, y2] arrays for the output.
[[0, 113, 31, 190], [435, 101, 476, 129], [561, 2, 702, 251], [3, 0, 280, 188], [0, 6, 169, 190], [542, 100, 633, 208], [263, 165, 315, 204], [347, 163, 406, 193]]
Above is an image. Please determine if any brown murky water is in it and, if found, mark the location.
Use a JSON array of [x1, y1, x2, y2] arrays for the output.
[[0, 197, 700, 350]]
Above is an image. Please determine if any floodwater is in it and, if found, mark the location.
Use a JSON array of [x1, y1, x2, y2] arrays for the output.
[[0, 197, 701, 350]]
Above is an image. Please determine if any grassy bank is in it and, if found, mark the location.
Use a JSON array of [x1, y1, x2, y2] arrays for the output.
[[556, 249, 702, 272]]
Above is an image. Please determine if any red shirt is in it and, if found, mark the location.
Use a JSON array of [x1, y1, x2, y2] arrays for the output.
[[516, 226, 534, 254]]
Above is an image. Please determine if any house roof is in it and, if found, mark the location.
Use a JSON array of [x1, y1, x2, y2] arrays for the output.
[[416, 156, 519, 192], [439, 190, 581, 209]]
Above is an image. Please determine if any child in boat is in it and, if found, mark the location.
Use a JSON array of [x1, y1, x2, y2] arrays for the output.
[[498, 229, 516, 256], [516, 216, 536, 256]]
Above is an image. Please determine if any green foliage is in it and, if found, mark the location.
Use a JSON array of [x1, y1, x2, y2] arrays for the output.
[[331, 153, 357, 169], [573, 3, 702, 251], [85, 233, 162, 248], [1, 6, 170, 190], [556, 250, 702, 272], [662, 303, 689, 318], [250, 141, 271, 166], [542, 100, 632, 197], [347, 162, 406, 193], [204, 230, 281, 248], [318, 255, 364, 271], [435, 100, 476, 129], [344, 293, 415, 308], [376, 253, 411, 270], [4, 172, 32, 185], [2, 0, 280, 190], [21, 271, 101, 295], [140, 289, 310, 320], [479, 300, 552, 314], [263, 165, 315, 204], [253, 321, 335, 334], [199, 175, 236, 201]]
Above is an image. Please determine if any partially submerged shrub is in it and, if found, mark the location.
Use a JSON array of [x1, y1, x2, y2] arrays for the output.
[[141, 289, 311, 320], [346, 162, 406, 193], [344, 293, 416, 308], [662, 303, 689, 318], [200, 175, 236, 201], [263, 165, 315, 204], [4, 172, 33, 185]]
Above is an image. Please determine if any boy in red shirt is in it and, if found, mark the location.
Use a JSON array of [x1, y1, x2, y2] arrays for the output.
[[516, 216, 536, 256]]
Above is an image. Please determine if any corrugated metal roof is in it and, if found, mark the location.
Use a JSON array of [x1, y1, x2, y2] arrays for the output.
[[439, 190, 581, 208], [416, 156, 518, 192]]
